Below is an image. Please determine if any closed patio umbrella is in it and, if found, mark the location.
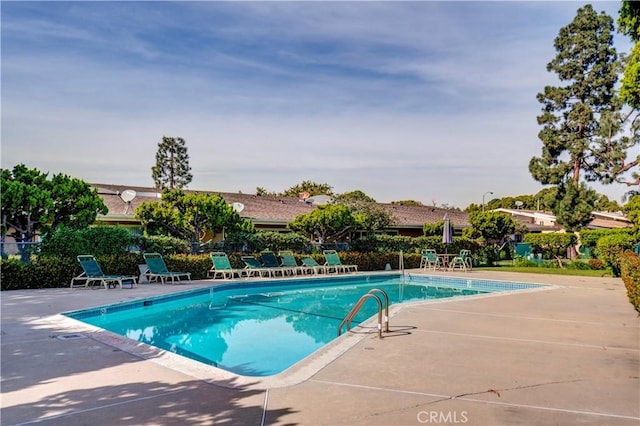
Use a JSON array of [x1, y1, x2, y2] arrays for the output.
[[442, 214, 453, 253]]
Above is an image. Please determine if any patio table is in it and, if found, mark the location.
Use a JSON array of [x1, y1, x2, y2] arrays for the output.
[[437, 253, 457, 268]]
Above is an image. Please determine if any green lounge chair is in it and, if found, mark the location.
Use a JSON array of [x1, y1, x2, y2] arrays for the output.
[[323, 250, 358, 274], [278, 250, 306, 275], [241, 256, 274, 278], [449, 249, 471, 272], [208, 252, 247, 279], [301, 257, 327, 275], [419, 249, 441, 271], [259, 250, 291, 276], [71, 255, 137, 289], [143, 252, 191, 284]]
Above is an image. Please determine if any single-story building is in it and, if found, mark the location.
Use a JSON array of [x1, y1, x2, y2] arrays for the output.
[[91, 183, 470, 238], [92, 184, 631, 242]]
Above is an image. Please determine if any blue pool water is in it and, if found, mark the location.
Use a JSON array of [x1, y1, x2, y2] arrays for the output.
[[65, 274, 541, 376]]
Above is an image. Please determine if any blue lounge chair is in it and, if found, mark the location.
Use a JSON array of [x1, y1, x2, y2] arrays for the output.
[[241, 256, 274, 278], [143, 252, 191, 284], [71, 255, 137, 289], [208, 252, 247, 279]]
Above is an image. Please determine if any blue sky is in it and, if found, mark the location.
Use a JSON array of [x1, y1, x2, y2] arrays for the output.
[[1, 1, 633, 208]]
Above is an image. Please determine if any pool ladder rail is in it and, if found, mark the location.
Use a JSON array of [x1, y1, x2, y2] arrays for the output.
[[338, 288, 390, 338]]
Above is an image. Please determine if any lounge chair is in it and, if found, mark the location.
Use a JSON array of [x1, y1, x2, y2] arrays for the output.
[[71, 255, 137, 289], [323, 250, 358, 274], [278, 250, 306, 275], [301, 256, 327, 274], [449, 249, 471, 272], [208, 252, 247, 279], [260, 250, 291, 276], [419, 249, 441, 271], [143, 252, 191, 284], [241, 256, 275, 278]]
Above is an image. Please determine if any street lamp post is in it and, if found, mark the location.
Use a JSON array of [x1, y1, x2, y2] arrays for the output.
[[482, 191, 494, 212]]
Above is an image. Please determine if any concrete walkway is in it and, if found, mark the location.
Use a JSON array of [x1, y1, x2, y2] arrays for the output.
[[1, 270, 638, 425]]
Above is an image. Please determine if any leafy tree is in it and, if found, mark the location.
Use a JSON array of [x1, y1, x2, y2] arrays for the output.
[[287, 204, 356, 243], [623, 193, 640, 228], [134, 189, 245, 252], [256, 181, 334, 198], [331, 190, 394, 236], [618, 0, 640, 42], [349, 202, 396, 237], [391, 200, 423, 206], [333, 190, 376, 203], [530, 5, 621, 229], [594, 194, 622, 212], [469, 211, 516, 245], [423, 220, 444, 237], [280, 180, 333, 198], [614, 1, 640, 190], [151, 136, 193, 189], [1, 164, 107, 259], [255, 187, 275, 196]]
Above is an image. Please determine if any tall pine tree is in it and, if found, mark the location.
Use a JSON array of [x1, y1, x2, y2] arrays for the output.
[[529, 5, 618, 230], [151, 136, 193, 190]]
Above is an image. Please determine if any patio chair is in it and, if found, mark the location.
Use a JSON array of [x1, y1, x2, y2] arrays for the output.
[[260, 250, 291, 277], [449, 249, 471, 272], [278, 250, 306, 275], [208, 252, 247, 279], [71, 255, 137, 289], [323, 250, 358, 274], [301, 257, 327, 275], [143, 252, 191, 284], [419, 249, 441, 271], [241, 256, 275, 278]]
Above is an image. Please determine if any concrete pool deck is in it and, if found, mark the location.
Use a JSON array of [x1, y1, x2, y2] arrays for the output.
[[1, 270, 638, 425]]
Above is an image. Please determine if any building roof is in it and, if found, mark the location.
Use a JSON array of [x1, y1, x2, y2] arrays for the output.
[[91, 183, 470, 228], [493, 207, 631, 231]]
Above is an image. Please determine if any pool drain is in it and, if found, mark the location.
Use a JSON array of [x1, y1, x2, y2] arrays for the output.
[[56, 334, 86, 340]]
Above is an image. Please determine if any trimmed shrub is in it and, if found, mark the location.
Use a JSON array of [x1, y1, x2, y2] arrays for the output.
[[40, 226, 132, 258], [619, 251, 640, 314], [1, 256, 79, 290], [523, 232, 577, 259], [579, 228, 635, 259], [587, 258, 605, 270], [597, 233, 635, 276], [133, 235, 191, 255]]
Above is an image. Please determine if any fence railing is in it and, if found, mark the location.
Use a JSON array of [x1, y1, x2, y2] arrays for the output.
[[1, 242, 41, 262]]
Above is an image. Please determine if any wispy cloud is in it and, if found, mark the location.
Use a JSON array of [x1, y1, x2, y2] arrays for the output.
[[1, 1, 632, 206]]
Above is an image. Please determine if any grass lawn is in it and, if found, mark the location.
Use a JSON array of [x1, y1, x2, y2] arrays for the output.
[[475, 265, 613, 277]]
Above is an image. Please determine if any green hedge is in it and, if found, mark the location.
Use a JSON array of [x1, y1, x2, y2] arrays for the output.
[[620, 251, 640, 314]]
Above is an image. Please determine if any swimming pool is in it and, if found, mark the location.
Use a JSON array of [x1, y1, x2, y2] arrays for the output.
[[65, 273, 541, 377]]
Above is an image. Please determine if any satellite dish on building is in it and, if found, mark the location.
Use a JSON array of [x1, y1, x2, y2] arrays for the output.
[[120, 189, 137, 203], [306, 195, 332, 205], [515, 200, 524, 209], [231, 202, 245, 213]]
